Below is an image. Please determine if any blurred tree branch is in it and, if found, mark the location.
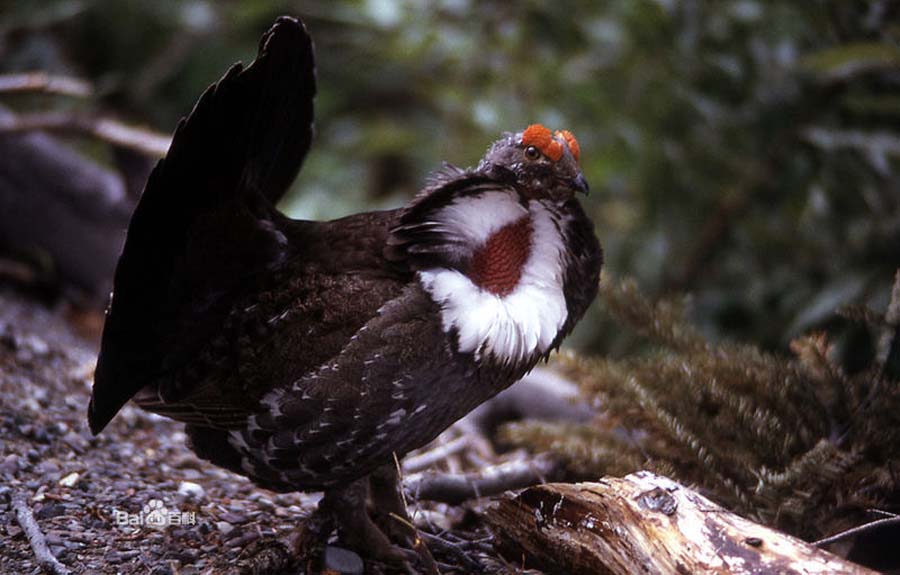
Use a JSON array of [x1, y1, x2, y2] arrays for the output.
[[0, 111, 169, 157], [0, 73, 92, 98]]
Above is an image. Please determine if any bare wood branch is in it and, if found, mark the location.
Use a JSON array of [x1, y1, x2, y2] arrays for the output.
[[0, 111, 170, 157], [402, 435, 470, 474], [485, 472, 878, 575], [404, 455, 561, 505], [11, 492, 72, 575], [814, 515, 900, 547], [0, 73, 93, 98]]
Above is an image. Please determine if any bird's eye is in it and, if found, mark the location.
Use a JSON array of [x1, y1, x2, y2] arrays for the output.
[[524, 146, 541, 161]]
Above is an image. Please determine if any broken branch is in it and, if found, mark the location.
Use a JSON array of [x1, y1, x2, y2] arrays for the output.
[[404, 455, 561, 505], [11, 492, 72, 575], [0, 111, 170, 157], [814, 514, 900, 547], [0, 73, 93, 98]]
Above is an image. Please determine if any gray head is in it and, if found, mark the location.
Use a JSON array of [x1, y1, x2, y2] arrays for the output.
[[478, 124, 588, 203]]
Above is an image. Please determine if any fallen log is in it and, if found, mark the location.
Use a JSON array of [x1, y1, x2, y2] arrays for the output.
[[0, 105, 134, 305], [484, 471, 876, 575]]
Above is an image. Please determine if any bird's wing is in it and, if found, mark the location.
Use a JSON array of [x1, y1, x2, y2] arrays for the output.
[[231, 285, 482, 486], [89, 17, 316, 434]]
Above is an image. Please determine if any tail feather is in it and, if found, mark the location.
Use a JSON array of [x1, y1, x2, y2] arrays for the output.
[[89, 16, 316, 435]]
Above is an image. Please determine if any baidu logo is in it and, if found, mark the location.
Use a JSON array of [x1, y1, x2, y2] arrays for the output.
[[113, 498, 196, 530]]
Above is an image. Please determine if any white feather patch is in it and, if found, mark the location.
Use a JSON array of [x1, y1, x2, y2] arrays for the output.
[[428, 190, 528, 244], [419, 193, 568, 364]]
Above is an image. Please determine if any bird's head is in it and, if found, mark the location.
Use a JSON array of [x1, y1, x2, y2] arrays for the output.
[[478, 124, 588, 202]]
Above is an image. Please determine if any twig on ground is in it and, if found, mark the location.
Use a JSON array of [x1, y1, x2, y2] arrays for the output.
[[404, 455, 562, 505], [0, 111, 170, 157], [0, 73, 93, 98], [813, 515, 900, 547], [403, 435, 471, 474], [11, 492, 72, 575]]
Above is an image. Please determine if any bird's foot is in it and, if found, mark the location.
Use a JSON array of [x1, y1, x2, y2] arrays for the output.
[[369, 465, 441, 574], [286, 503, 335, 572]]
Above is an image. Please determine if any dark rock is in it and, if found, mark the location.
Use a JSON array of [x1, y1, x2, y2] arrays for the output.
[[0, 454, 18, 475], [324, 545, 365, 575], [36, 502, 66, 520], [219, 511, 248, 524]]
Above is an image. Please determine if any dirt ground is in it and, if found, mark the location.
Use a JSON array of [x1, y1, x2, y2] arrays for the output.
[[0, 289, 509, 575]]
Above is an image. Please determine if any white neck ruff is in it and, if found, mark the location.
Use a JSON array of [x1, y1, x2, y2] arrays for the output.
[[418, 191, 568, 364]]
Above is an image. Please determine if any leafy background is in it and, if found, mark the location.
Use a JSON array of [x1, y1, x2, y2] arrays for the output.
[[3, 0, 899, 357]]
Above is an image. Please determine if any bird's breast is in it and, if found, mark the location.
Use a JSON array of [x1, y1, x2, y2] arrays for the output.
[[419, 195, 569, 365]]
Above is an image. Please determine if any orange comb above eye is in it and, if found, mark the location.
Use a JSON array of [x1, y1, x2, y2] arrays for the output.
[[522, 124, 563, 162], [555, 129, 580, 162]]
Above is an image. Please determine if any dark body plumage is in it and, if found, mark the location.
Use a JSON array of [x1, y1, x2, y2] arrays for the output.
[[89, 16, 601, 561]]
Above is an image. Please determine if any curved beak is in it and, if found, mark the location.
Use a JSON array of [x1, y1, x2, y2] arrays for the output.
[[571, 173, 590, 195]]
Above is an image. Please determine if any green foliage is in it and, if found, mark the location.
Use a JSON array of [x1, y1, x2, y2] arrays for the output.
[[503, 275, 900, 540], [2, 2, 899, 351]]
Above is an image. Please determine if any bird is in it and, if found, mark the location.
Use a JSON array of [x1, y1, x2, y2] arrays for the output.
[[87, 15, 602, 570]]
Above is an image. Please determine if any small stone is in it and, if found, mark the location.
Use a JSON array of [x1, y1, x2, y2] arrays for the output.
[[22, 334, 49, 356], [36, 503, 66, 520], [324, 546, 364, 575], [216, 521, 234, 535], [32, 427, 52, 444], [59, 472, 80, 487], [0, 454, 18, 475], [177, 481, 205, 499], [62, 432, 87, 454], [219, 511, 247, 524], [225, 529, 259, 548]]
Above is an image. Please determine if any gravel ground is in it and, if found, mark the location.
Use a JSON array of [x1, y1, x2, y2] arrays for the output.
[[0, 290, 512, 575]]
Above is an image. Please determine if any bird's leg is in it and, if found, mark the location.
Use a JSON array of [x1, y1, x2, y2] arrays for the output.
[[324, 476, 412, 565], [285, 496, 335, 572], [371, 464, 487, 573], [369, 464, 440, 574]]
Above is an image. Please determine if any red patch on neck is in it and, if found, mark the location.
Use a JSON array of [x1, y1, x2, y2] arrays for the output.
[[469, 217, 533, 296]]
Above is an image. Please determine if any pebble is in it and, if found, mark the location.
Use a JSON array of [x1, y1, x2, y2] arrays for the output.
[[177, 481, 205, 500], [106, 550, 141, 563], [324, 546, 364, 575], [36, 503, 66, 520], [21, 334, 50, 356], [62, 431, 88, 454], [219, 511, 247, 524], [216, 521, 234, 535], [0, 454, 18, 475], [225, 529, 259, 548], [59, 472, 80, 487]]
